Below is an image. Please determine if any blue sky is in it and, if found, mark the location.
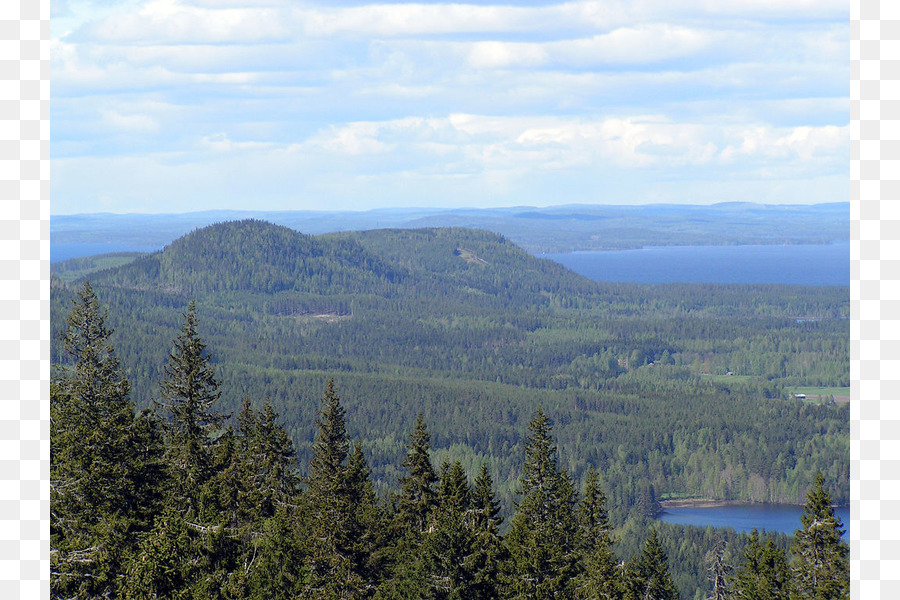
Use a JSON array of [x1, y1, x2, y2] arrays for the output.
[[50, 0, 849, 214]]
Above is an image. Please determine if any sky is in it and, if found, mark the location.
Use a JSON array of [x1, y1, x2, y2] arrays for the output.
[[50, 0, 850, 214]]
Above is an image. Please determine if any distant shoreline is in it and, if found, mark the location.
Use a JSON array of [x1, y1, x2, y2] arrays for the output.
[[659, 498, 743, 509], [659, 498, 849, 510]]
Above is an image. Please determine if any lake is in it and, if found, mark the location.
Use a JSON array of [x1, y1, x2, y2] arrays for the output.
[[657, 502, 851, 539], [543, 242, 850, 286], [51, 243, 162, 263]]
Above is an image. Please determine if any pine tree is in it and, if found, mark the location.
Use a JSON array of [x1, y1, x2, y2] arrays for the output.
[[158, 300, 226, 518], [623, 529, 679, 600], [575, 467, 623, 600], [790, 473, 849, 600], [504, 407, 580, 600], [51, 282, 167, 598], [731, 529, 791, 600]]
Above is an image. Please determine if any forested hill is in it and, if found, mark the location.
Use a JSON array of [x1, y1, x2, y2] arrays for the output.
[[82, 219, 597, 307], [84, 220, 404, 297]]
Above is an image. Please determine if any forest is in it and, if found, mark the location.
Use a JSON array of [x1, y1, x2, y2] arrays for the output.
[[50, 220, 850, 597], [52, 284, 849, 599], [51, 221, 850, 507]]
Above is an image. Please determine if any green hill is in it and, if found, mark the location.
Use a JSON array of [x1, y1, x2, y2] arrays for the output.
[[87, 219, 405, 296]]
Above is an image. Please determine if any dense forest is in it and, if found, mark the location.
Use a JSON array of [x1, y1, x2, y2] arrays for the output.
[[51, 284, 850, 599], [51, 220, 850, 515]]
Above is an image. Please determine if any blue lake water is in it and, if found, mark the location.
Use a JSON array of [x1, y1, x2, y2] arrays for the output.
[[658, 503, 851, 539], [51, 243, 161, 263], [543, 243, 850, 286]]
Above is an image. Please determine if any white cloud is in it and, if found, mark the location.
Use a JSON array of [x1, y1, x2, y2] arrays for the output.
[[197, 132, 278, 152], [466, 24, 713, 68], [74, 0, 292, 44], [50, 0, 850, 214], [100, 109, 160, 133], [66, 0, 849, 46]]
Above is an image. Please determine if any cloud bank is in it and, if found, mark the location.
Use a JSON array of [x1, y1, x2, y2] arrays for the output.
[[51, 0, 849, 213]]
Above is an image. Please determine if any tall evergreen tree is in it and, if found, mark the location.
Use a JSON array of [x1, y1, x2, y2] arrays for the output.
[[51, 282, 166, 599], [790, 473, 849, 600], [467, 464, 506, 600], [623, 530, 679, 600], [731, 529, 791, 600], [702, 538, 731, 600], [504, 407, 580, 600], [158, 300, 226, 517], [237, 399, 301, 522], [575, 467, 623, 600], [397, 413, 439, 533], [305, 380, 373, 599], [247, 505, 308, 600], [377, 414, 439, 600], [345, 442, 386, 593], [422, 461, 476, 600]]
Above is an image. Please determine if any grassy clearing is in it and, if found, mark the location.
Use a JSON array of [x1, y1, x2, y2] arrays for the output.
[[699, 374, 757, 384], [784, 386, 850, 396]]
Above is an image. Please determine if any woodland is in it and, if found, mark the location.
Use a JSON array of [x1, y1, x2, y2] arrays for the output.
[[50, 220, 851, 598]]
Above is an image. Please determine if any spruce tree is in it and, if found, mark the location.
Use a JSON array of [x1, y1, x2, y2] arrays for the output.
[[247, 505, 308, 600], [731, 529, 791, 600], [575, 467, 622, 600], [51, 282, 166, 598], [623, 529, 679, 600], [158, 300, 226, 517], [702, 538, 731, 600], [504, 407, 580, 600], [467, 464, 506, 600], [790, 473, 850, 600], [345, 442, 385, 593], [122, 507, 198, 600], [236, 399, 301, 522], [423, 461, 476, 600], [377, 413, 439, 599], [305, 380, 372, 599], [397, 413, 439, 532]]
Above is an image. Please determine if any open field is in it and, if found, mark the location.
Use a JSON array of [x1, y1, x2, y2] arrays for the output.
[[784, 386, 851, 403]]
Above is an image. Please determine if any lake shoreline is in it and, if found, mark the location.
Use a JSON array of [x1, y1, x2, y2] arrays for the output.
[[659, 499, 749, 510]]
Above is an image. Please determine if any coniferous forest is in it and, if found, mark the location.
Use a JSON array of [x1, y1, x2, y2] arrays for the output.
[[51, 221, 851, 599]]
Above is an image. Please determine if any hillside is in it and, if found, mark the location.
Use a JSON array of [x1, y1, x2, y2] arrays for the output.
[[87, 220, 405, 297], [51, 220, 849, 518]]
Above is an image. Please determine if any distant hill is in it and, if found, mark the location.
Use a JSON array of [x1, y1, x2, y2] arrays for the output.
[[50, 202, 850, 260], [86, 220, 404, 297], [75, 220, 599, 312]]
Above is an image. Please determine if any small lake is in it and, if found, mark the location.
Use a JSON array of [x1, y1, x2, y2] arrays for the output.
[[657, 503, 851, 539], [543, 242, 850, 286]]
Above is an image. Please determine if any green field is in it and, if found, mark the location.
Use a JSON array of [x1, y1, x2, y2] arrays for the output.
[[699, 374, 758, 384], [784, 386, 850, 396]]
